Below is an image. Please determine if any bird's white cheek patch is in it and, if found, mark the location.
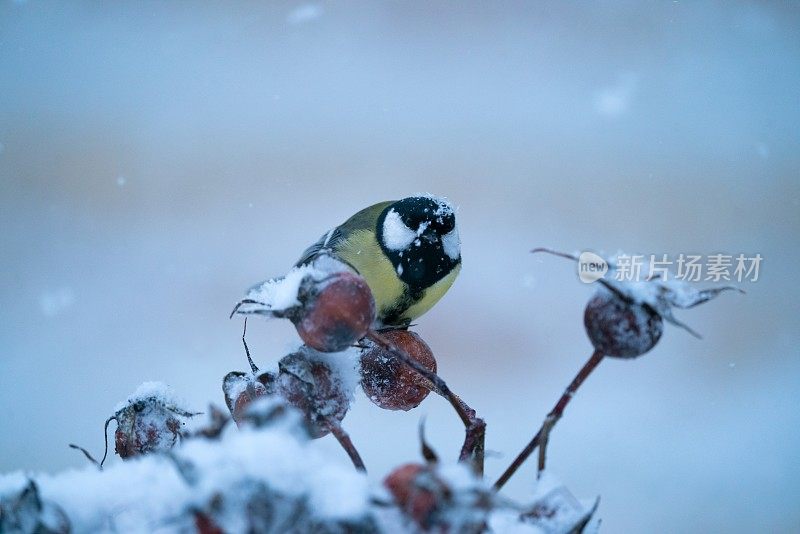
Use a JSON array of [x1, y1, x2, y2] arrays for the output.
[[382, 209, 417, 251], [442, 226, 460, 260]]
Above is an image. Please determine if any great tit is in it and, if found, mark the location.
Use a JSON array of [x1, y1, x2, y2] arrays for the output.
[[296, 196, 461, 327]]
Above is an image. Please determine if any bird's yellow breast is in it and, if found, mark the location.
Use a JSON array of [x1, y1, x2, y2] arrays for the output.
[[335, 229, 459, 324], [336, 229, 405, 318]]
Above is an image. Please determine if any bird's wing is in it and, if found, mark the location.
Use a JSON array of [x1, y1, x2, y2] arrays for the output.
[[294, 200, 394, 267], [294, 226, 346, 267]]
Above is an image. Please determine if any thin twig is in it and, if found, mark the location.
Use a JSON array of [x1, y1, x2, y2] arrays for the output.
[[328, 422, 367, 473], [531, 247, 630, 303], [183, 405, 230, 440], [530, 248, 579, 262], [365, 329, 485, 472], [68, 443, 101, 469], [494, 350, 605, 490], [241, 318, 259, 373], [99, 415, 117, 468], [418, 418, 439, 464], [458, 415, 486, 476], [229, 299, 270, 319]]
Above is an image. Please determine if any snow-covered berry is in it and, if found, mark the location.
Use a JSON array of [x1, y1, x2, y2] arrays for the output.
[[112, 382, 197, 460], [222, 370, 276, 426], [232, 257, 375, 352], [583, 289, 663, 358], [276, 350, 351, 438], [360, 330, 437, 411], [384, 463, 439, 528], [384, 463, 490, 533]]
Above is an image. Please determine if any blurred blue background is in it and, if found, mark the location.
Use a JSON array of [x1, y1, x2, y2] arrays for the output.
[[1, 2, 798, 532]]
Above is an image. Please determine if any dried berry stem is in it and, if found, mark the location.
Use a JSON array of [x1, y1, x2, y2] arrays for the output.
[[241, 318, 259, 373], [68, 443, 101, 469], [458, 415, 486, 476], [418, 419, 439, 464], [328, 422, 367, 473], [365, 329, 485, 472], [530, 247, 579, 262], [99, 415, 117, 468], [493, 350, 605, 490]]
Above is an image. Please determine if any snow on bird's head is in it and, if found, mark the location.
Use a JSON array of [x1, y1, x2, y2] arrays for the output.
[[380, 196, 459, 256]]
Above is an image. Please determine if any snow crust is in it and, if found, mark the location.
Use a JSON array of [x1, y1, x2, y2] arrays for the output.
[[512, 471, 601, 534], [603, 265, 741, 338], [0, 430, 599, 533], [236, 255, 354, 316], [113, 381, 186, 414], [0, 424, 370, 533], [305, 347, 362, 405]]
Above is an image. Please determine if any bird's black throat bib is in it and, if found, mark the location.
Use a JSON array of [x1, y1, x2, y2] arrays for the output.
[[376, 202, 460, 292]]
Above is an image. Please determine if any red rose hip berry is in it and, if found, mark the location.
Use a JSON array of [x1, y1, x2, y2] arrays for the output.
[[584, 290, 663, 358], [293, 272, 376, 352], [360, 330, 437, 411], [384, 462, 490, 532], [384, 463, 441, 529], [222, 370, 276, 426], [112, 389, 196, 459], [276, 350, 350, 438]]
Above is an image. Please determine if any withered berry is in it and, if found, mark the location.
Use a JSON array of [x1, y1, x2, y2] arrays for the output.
[[583, 289, 663, 358], [384, 463, 490, 533], [222, 370, 276, 427], [112, 384, 197, 460], [360, 330, 437, 411], [384, 463, 440, 529], [293, 272, 375, 352], [276, 350, 350, 438]]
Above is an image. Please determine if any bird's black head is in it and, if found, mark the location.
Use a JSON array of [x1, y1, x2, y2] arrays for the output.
[[376, 196, 461, 290]]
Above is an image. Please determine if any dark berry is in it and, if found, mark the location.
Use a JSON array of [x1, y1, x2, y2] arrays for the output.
[[293, 272, 376, 352], [112, 386, 197, 460], [360, 330, 437, 411], [584, 289, 663, 358], [277, 350, 350, 438], [222, 371, 276, 427], [384, 463, 440, 529], [384, 463, 490, 533]]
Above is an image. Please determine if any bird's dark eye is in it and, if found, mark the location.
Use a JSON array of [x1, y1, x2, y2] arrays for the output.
[[438, 215, 455, 234], [133, 401, 145, 412]]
